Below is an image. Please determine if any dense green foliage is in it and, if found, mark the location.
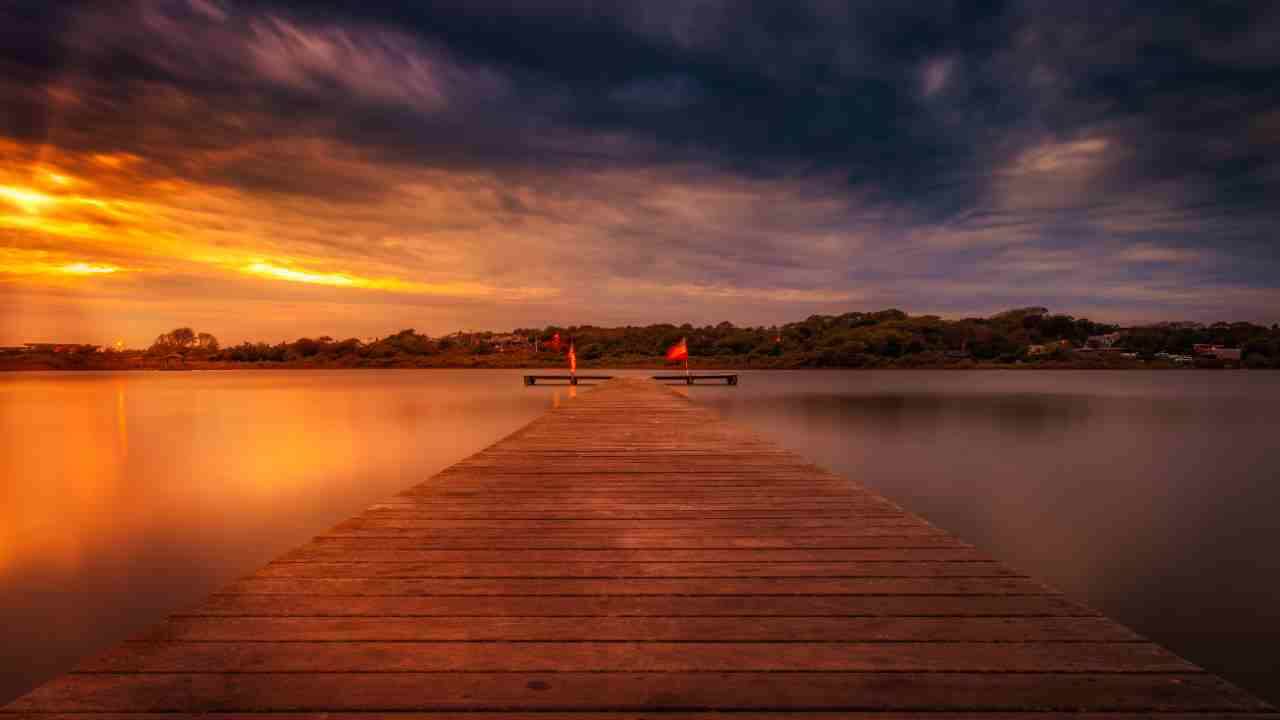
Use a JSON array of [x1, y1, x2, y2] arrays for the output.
[[6, 310, 1278, 371], [516, 308, 1124, 367], [169, 308, 1280, 368]]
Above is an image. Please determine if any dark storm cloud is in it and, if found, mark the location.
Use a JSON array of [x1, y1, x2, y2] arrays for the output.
[[10, 1, 1278, 209], [223, 2, 1280, 206]]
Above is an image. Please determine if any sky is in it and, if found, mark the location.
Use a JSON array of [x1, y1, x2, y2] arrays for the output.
[[2, 1, 1278, 346]]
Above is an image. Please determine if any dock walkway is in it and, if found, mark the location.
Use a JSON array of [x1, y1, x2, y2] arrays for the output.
[[5, 378, 1274, 716]]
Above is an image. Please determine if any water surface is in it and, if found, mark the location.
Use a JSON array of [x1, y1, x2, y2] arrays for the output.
[[698, 370, 1280, 701], [0, 370, 557, 702], [1, 369, 1277, 703]]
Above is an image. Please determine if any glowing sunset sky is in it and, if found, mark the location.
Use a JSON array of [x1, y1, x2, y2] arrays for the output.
[[2, 1, 1278, 345]]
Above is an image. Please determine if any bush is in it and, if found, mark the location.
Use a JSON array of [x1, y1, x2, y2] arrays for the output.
[[1244, 353, 1271, 369]]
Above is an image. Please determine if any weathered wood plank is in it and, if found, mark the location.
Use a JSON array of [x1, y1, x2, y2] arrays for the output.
[[333, 519, 932, 530], [303, 535, 975, 549], [366, 510, 908, 518], [318, 528, 956, 539], [141, 616, 1141, 642], [184, 593, 1099, 618], [225, 576, 1052, 595], [9, 672, 1267, 712], [76, 641, 1195, 673], [254, 561, 1019, 578], [10, 707, 1280, 712], [276, 547, 991, 562]]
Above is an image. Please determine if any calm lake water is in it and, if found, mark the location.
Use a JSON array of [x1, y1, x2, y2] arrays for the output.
[[1, 369, 1278, 703]]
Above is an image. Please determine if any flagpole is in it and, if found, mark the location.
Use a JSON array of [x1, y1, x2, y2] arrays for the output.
[[684, 338, 690, 384]]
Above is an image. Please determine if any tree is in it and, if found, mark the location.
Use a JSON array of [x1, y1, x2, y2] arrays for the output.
[[148, 327, 219, 356], [151, 327, 196, 354]]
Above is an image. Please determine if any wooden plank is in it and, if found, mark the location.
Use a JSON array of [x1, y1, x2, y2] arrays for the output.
[[318, 527, 953, 537], [302, 535, 975, 549], [9, 673, 1268, 712], [332, 519, 932, 529], [276, 547, 991, 562], [142, 616, 1142, 642], [225, 577, 1052, 595], [253, 561, 1019, 578], [4, 377, 1270, 716], [75, 641, 1196, 673], [377, 506, 903, 513], [10, 707, 1280, 712], [185, 593, 1100, 618]]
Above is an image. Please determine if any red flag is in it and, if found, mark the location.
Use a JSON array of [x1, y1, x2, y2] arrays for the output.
[[547, 332, 562, 352], [665, 337, 688, 361], [568, 342, 577, 373]]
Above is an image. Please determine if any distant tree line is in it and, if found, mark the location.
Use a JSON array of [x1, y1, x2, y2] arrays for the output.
[[140, 309, 1280, 368], [517, 308, 1125, 367]]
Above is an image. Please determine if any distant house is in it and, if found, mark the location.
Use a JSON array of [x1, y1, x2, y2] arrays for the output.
[[1193, 344, 1242, 361], [1086, 332, 1123, 349], [1028, 339, 1072, 356], [443, 331, 476, 347], [489, 333, 530, 352]]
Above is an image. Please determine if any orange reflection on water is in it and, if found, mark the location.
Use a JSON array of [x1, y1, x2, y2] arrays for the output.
[[0, 377, 126, 577], [116, 383, 128, 459], [0, 369, 554, 704]]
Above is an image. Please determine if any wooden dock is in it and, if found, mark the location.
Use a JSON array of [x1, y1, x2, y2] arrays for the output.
[[524, 374, 616, 385], [4, 378, 1274, 717], [651, 372, 739, 385], [524, 374, 738, 385]]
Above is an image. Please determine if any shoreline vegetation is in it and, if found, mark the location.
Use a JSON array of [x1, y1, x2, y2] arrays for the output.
[[4, 307, 1278, 372]]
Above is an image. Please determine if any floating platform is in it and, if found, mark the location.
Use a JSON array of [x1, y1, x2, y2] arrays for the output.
[[523, 374, 615, 385], [652, 372, 738, 385], [525, 373, 738, 385], [3, 378, 1272, 716]]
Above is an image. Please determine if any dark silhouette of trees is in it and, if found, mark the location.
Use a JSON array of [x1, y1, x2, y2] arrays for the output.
[[139, 308, 1279, 368], [150, 327, 218, 355]]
